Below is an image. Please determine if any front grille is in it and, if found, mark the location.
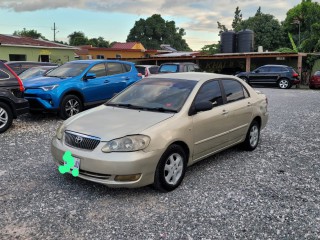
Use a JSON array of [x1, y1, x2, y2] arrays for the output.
[[64, 131, 101, 151]]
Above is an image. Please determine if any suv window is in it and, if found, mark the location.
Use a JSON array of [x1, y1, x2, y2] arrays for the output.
[[222, 80, 246, 103], [269, 66, 287, 72], [0, 69, 10, 80], [194, 80, 223, 107], [107, 62, 124, 75], [159, 64, 178, 73], [257, 67, 269, 73], [88, 63, 107, 77]]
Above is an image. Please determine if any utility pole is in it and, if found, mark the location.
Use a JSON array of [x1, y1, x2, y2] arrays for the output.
[[52, 22, 58, 42]]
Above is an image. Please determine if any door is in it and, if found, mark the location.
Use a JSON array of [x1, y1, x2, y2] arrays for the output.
[[249, 66, 272, 84], [192, 80, 230, 161], [220, 79, 253, 143]]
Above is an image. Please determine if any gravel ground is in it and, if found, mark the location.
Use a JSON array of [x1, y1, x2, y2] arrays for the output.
[[0, 88, 319, 240]]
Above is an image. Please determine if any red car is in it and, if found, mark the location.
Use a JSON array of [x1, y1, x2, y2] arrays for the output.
[[309, 71, 320, 89]]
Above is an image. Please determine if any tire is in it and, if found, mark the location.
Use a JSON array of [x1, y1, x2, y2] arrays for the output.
[[309, 85, 315, 89], [278, 79, 291, 89], [59, 95, 82, 120], [242, 120, 260, 151], [153, 144, 187, 192], [0, 102, 13, 133]]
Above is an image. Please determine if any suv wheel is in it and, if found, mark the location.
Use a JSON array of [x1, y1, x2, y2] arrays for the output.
[[153, 144, 187, 192], [278, 79, 291, 89], [59, 95, 82, 120], [0, 102, 13, 133]]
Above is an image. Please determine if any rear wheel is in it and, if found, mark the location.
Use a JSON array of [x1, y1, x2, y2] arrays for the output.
[[59, 95, 82, 120], [0, 102, 13, 133], [153, 144, 187, 192], [278, 79, 291, 89], [242, 120, 260, 151], [309, 85, 315, 89]]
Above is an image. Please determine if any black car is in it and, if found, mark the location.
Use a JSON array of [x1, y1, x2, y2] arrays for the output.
[[0, 62, 29, 133], [236, 65, 300, 89], [158, 62, 200, 73]]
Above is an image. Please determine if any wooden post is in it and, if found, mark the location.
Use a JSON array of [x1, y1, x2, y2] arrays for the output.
[[246, 56, 251, 72]]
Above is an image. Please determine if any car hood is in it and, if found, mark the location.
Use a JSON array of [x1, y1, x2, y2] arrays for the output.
[[23, 76, 68, 88], [64, 105, 174, 141]]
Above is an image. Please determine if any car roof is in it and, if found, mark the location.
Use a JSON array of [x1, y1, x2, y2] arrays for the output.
[[160, 62, 196, 65], [135, 65, 158, 67], [147, 72, 239, 83], [262, 64, 290, 67], [68, 60, 134, 65]]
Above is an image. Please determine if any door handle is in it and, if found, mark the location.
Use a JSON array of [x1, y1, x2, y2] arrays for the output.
[[222, 109, 228, 115], [247, 102, 251, 106], [104, 80, 109, 83]]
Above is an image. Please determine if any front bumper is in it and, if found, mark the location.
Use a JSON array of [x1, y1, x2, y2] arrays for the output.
[[51, 136, 163, 188]]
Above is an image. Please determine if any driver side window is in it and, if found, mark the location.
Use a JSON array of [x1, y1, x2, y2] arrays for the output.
[[88, 63, 107, 78], [194, 80, 223, 108]]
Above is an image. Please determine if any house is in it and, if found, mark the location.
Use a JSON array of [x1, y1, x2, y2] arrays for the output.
[[75, 42, 159, 60], [0, 34, 77, 64]]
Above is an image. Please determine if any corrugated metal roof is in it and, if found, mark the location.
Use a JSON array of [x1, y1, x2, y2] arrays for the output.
[[0, 34, 76, 49], [111, 42, 138, 49]]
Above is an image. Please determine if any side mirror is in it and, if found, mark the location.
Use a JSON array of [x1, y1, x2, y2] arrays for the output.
[[189, 101, 213, 116], [84, 72, 96, 80], [253, 70, 259, 73]]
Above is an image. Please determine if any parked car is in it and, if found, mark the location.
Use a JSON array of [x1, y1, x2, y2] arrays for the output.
[[0, 62, 29, 133], [158, 62, 200, 73], [135, 65, 159, 77], [6, 61, 58, 75], [19, 66, 58, 81], [51, 72, 269, 192], [309, 71, 320, 89], [23, 60, 142, 119], [236, 64, 300, 89]]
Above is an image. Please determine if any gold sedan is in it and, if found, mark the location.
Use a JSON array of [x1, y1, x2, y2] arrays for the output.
[[51, 72, 268, 192]]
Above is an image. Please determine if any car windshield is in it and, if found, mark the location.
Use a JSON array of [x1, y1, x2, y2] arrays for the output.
[[107, 78, 197, 112], [19, 68, 46, 80], [159, 65, 178, 73], [46, 63, 89, 78]]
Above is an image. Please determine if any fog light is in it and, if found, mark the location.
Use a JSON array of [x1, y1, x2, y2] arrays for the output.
[[114, 174, 141, 182]]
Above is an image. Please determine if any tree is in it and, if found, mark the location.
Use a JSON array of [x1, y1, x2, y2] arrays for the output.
[[283, 0, 320, 52], [68, 31, 89, 46], [126, 14, 191, 51], [237, 9, 287, 51], [88, 37, 110, 48], [217, 21, 228, 34], [201, 43, 220, 55], [13, 28, 47, 40], [232, 7, 243, 30]]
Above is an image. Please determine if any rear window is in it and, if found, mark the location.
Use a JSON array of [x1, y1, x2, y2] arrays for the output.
[[159, 64, 178, 73], [0, 64, 15, 80], [314, 71, 320, 76], [135, 66, 146, 75]]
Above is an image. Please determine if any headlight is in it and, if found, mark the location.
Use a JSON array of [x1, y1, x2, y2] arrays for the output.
[[56, 123, 65, 140], [40, 85, 59, 91], [101, 135, 150, 152]]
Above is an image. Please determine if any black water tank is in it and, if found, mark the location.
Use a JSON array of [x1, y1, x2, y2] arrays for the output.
[[237, 29, 254, 53], [220, 31, 236, 53]]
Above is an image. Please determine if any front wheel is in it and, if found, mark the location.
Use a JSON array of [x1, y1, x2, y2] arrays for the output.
[[153, 144, 187, 192], [278, 79, 291, 89], [0, 102, 13, 133], [242, 120, 260, 151], [59, 95, 83, 120]]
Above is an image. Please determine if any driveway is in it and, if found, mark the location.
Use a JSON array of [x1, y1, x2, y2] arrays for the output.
[[0, 88, 319, 239]]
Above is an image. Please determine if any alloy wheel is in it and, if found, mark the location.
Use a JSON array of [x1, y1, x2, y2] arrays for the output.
[[0, 107, 8, 129], [65, 99, 80, 117], [279, 79, 289, 89], [249, 125, 259, 147]]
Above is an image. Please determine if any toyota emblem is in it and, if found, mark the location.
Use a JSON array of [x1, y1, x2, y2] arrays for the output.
[[75, 136, 83, 144]]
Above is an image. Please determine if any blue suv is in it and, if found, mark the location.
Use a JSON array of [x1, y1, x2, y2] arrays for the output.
[[23, 60, 142, 119]]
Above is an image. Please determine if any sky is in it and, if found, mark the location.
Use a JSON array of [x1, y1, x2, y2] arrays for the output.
[[0, 0, 310, 50]]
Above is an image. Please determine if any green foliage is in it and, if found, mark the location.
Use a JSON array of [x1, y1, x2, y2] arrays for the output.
[[236, 9, 287, 51], [13, 28, 47, 40], [217, 21, 228, 34], [276, 47, 296, 53], [126, 14, 191, 51], [288, 33, 298, 52], [283, 0, 320, 52], [232, 7, 242, 30], [201, 43, 220, 55], [68, 32, 110, 47]]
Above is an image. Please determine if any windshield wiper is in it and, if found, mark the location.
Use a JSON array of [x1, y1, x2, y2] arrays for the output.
[[106, 103, 144, 110], [143, 107, 177, 113]]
